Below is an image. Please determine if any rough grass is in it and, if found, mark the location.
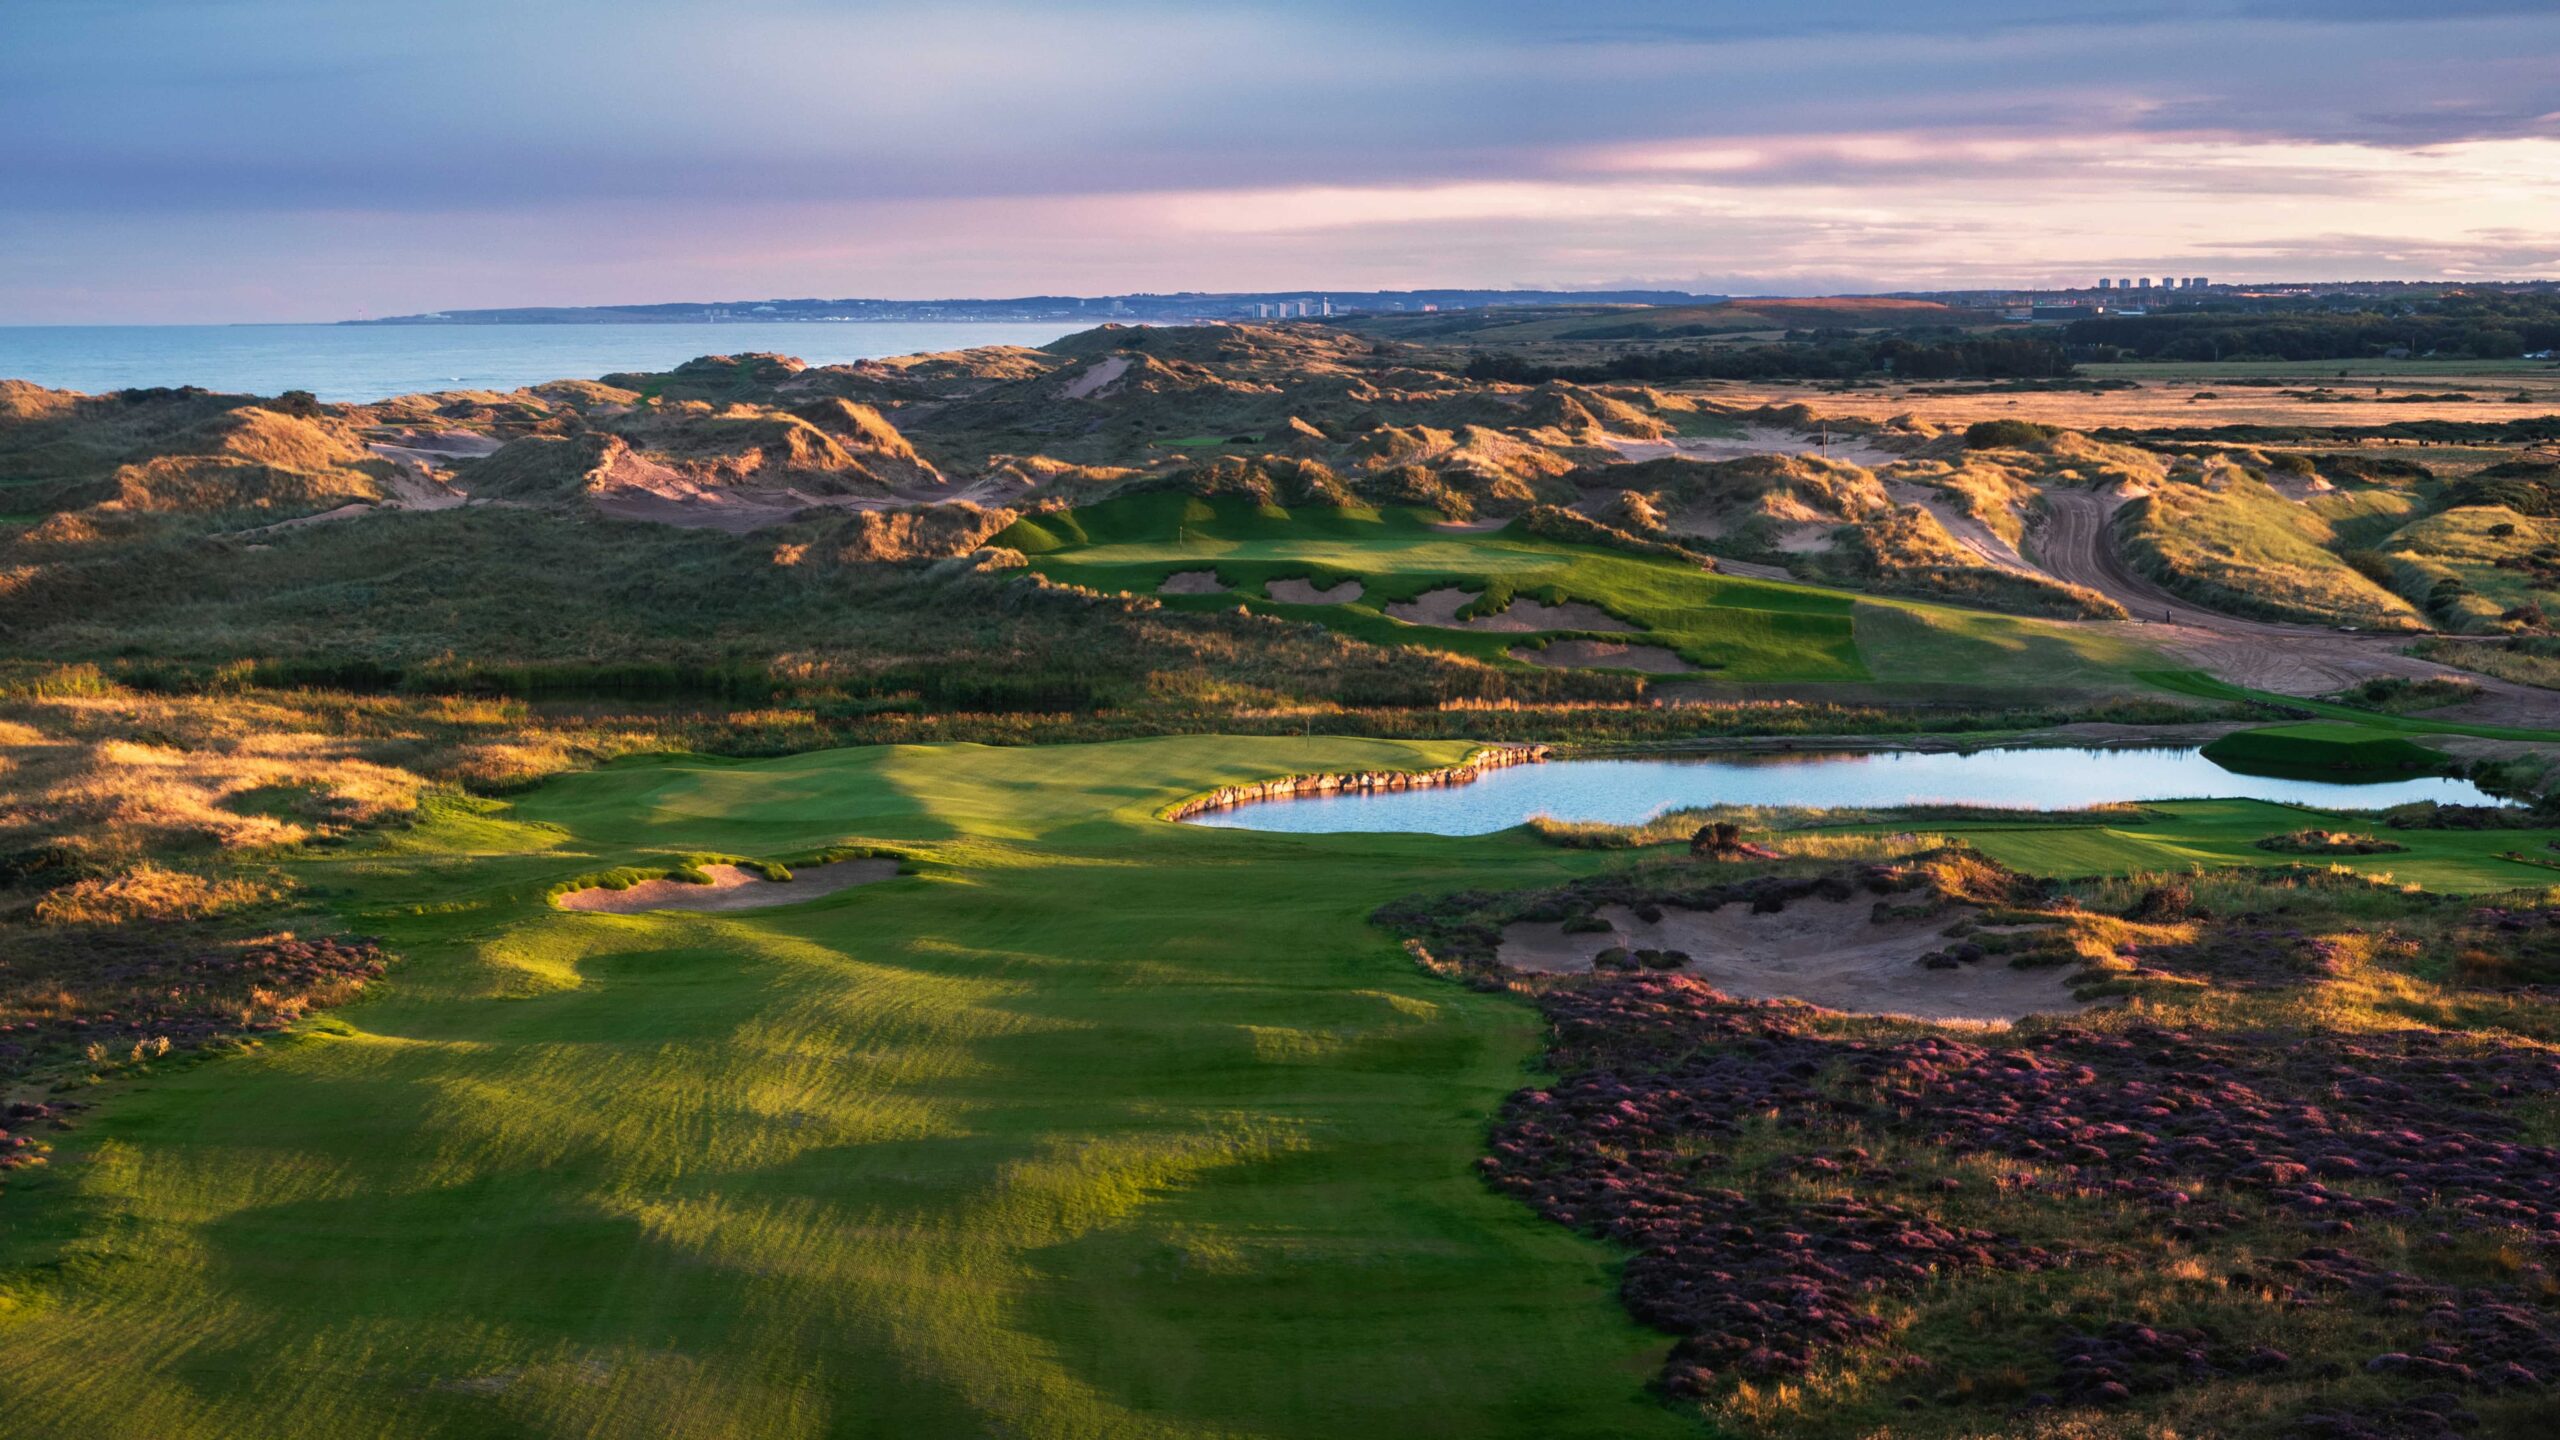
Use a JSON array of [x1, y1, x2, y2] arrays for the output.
[[2380, 504, 2560, 631], [2418, 635, 2560, 691]]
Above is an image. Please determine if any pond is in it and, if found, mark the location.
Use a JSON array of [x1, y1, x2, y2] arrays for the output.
[[1181, 747, 2511, 836]]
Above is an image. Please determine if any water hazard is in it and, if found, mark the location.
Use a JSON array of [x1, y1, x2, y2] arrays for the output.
[[1180, 747, 2509, 836]]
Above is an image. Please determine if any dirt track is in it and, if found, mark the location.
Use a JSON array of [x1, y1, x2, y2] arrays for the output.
[[2035, 489, 2560, 726]]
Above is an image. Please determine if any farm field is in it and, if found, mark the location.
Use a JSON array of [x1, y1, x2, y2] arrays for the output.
[[0, 736, 1691, 1440]]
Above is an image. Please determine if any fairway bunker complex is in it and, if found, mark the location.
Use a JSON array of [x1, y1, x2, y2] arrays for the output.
[[1495, 894, 2092, 1024], [554, 859, 898, 913]]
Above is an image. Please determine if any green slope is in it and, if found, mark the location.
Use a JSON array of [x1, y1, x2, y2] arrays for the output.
[[1010, 494, 2159, 690], [0, 737, 1689, 1440]]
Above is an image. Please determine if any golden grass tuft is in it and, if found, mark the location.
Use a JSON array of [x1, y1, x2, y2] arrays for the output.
[[33, 863, 275, 925]]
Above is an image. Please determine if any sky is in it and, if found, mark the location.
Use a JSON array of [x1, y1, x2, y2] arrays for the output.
[[6, 0, 2559, 322]]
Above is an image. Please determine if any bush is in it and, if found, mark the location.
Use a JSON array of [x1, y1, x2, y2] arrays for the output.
[[2254, 829, 2405, 856], [1963, 420, 2058, 450]]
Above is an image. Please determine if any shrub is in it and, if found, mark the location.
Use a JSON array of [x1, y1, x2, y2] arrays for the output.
[[1963, 419, 2057, 450], [2254, 829, 2406, 856]]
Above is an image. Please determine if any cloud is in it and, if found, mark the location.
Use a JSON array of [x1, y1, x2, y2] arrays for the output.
[[1, 1, 2555, 319]]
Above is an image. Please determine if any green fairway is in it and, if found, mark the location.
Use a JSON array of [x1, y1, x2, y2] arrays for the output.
[[1861, 797, 2560, 891], [2199, 722, 2449, 776], [2140, 669, 2560, 742], [0, 737, 1691, 1440], [1006, 493, 2159, 688]]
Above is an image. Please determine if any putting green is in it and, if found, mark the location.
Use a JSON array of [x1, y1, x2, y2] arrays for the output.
[[0, 737, 1689, 1440]]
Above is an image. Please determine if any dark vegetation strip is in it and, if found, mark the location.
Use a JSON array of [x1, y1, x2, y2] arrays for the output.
[[1384, 856, 2560, 1432], [2141, 671, 2560, 744]]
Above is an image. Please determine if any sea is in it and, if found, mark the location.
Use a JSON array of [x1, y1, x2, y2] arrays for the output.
[[0, 322, 1087, 404]]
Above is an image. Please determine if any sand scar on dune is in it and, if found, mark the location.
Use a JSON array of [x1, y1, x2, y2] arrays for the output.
[[1498, 896, 2090, 1025], [555, 859, 898, 914], [1057, 354, 1133, 400], [1265, 577, 1364, 605]]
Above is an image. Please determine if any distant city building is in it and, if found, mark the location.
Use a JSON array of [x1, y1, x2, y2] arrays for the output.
[[2120, 278, 2136, 290], [2138, 278, 2153, 290], [2097, 278, 2113, 290]]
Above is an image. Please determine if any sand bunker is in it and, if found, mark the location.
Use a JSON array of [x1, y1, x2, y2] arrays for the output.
[[1498, 897, 2089, 1024], [1711, 557, 1796, 583], [1386, 587, 1635, 632], [1266, 577, 1364, 605], [1607, 427, 1904, 469], [1386, 587, 1482, 625], [556, 859, 897, 915], [1158, 570, 1227, 595], [1510, 640, 1691, 673]]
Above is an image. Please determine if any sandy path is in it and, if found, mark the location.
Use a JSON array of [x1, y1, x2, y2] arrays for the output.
[[556, 859, 898, 914], [367, 430, 504, 468], [1158, 570, 1226, 595], [1499, 897, 2089, 1025], [2037, 489, 2560, 717], [2036, 488, 2560, 723], [1510, 640, 1691, 673], [1266, 577, 1364, 605], [223, 450, 464, 538]]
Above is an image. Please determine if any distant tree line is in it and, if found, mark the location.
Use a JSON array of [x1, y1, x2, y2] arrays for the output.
[[2066, 293, 2560, 362], [1463, 333, 2075, 385]]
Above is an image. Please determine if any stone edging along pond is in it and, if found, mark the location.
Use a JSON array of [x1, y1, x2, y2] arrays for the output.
[[1161, 744, 1552, 822]]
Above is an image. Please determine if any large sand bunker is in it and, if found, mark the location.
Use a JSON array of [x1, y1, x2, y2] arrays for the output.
[[556, 859, 898, 915], [1498, 897, 2089, 1024], [1386, 587, 1636, 632], [1607, 426, 1903, 469], [1265, 577, 1364, 605], [1158, 570, 1227, 595], [1510, 640, 1690, 673]]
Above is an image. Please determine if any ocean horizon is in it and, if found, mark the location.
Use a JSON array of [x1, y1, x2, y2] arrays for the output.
[[0, 321, 1085, 403]]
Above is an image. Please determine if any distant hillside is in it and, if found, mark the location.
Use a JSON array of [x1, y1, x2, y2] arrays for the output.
[[349, 289, 1725, 326]]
